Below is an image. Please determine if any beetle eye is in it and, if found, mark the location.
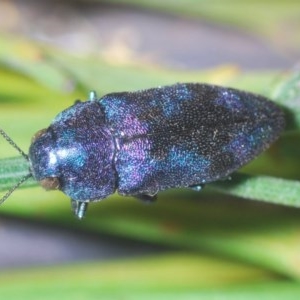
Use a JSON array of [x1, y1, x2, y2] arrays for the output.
[[39, 177, 60, 190], [31, 128, 48, 143]]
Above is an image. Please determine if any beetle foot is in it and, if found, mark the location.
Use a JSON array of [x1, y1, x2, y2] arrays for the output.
[[134, 194, 157, 203], [220, 175, 231, 181], [189, 184, 205, 192], [71, 199, 88, 219], [89, 91, 98, 101]]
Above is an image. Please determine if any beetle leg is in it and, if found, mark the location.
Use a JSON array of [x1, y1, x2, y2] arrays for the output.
[[189, 184, 205, 192], [220, 175, 231, 181], [71, 199, 88, 219], [89, 91, 98, 102], [134, 194, 157, 203], [74, 99, 82, 104]]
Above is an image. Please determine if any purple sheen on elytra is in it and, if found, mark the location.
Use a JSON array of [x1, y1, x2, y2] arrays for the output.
[[115, 141, 211, 196], [100, 83, 284, 197], [100, 94, 149, 137]]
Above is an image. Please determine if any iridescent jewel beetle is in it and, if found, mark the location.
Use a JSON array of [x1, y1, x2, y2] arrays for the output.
[[0, 83, 285, 219]]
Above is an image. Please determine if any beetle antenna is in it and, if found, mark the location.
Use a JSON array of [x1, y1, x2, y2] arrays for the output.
[[0, 173, 32, 205], [0, 128, 28, 160], [0, 128, 32, 205]]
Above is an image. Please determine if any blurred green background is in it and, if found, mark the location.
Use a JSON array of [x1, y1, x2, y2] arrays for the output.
[[0, 1, 300, 299]]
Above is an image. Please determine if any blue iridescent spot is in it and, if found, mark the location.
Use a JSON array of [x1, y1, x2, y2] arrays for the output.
[[215, 89, 244, 111]]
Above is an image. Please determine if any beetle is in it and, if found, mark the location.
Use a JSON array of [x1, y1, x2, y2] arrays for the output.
[[0, 83, 285, 219]]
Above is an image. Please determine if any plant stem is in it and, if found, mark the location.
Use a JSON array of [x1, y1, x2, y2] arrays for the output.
[[0, 157, 300, 208], [0, 156, 36, 191]]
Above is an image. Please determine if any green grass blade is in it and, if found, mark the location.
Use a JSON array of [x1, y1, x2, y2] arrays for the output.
[[0, 155, 299, 208], [0, 253, 281, 299], [2, 189, 300, 280], [0, 36, 73, 92], [210, 173, 300, 207], [270, 70, 300, 131]]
